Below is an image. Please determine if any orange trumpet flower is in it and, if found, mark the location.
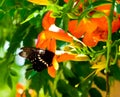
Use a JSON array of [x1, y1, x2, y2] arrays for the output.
[[36, 11, 88, 77], [68, 16, 120, 47]]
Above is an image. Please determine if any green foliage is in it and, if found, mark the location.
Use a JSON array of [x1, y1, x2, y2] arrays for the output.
[[57, 79, 79, 97], [89, 88, 102, 97], [116, 3, 120, 14], [110, 64, 120, 81], [94, 76, 106, 91], [28, 71, 51, 93]]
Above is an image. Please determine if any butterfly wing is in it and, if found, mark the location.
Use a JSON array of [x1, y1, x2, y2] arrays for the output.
[[19, 47, 55, 72]]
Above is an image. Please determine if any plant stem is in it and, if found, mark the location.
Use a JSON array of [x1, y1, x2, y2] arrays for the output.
[[106, 0, 115, 97]]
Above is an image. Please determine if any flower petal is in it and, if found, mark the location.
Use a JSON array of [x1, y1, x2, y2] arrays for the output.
[[16, 83, 26, 97], [68, 20, 85, 38], [28, 0, 50, 5], [83, 32, 98, 47], [68, 19, 97, 38], [42, 11, 55, 30], [112, 18, 120, 33], [48, 38, 56, 52], [36, 32, 50, 49], [52, 56, 59, 70], [91, 62, 106, 74], [48, 66, 56, 78], [95, 4, 111, 15], [44, 30, 73, 42], [85, 18, 98, 33], [91, 17, 108, 31], [56, 53, 76, 62], [56, 51, 89, 62], [29, 89, 37, 97]]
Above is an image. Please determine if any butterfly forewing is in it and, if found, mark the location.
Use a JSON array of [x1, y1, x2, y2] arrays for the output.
[[19, 47, 55, 72]]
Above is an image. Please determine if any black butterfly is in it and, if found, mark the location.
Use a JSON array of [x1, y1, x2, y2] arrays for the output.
[[19, 47, 55, 72]]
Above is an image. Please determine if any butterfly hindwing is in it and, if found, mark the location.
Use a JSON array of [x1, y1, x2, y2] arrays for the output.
[[19, 47, 55, 72]]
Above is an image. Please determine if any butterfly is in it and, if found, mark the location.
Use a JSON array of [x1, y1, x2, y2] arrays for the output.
[[19, 47, 55, 72]]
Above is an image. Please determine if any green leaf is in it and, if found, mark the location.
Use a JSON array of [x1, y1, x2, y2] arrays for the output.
[[58, 0, 65, 6], [27, 71, 37, 79], [6, 22, 30, 58], [62, 0, 74, 13], [48, 5, 63, 18], [27, 70, 52, 93], [10, 69, 18, 77], [63, 14, 69, 31], [63, 63, 75, 78], [23, 26, 38, 47], [77, 76, 93, 97], [25, 90, 31, 97], [71, 61, 92, 77], [55, 18, 63, 28], [21, 10, 39, 24], [7, 75, 13, 89], [3, 0, 15, 7], [29, 72, 43, 93], [68, 77, 80, 87], [94, 76, 106, 91], [57, 79, 79, 97], [112, 31, 120, 42], [89, 88, 102, 97], [9, 8, 16, 17], [0, 59, 13, 87], [116, 4, 120, 14], [67, 12, 78, 19], [0, 9, 5, 19], [110, 64, 120, 81]]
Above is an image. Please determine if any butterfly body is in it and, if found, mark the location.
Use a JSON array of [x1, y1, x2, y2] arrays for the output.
[[19, 47, 55, 72]]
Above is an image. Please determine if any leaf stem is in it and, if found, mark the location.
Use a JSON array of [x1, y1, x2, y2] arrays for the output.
[[106, 0, 115, 97], [0, 0, 5, 7]]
